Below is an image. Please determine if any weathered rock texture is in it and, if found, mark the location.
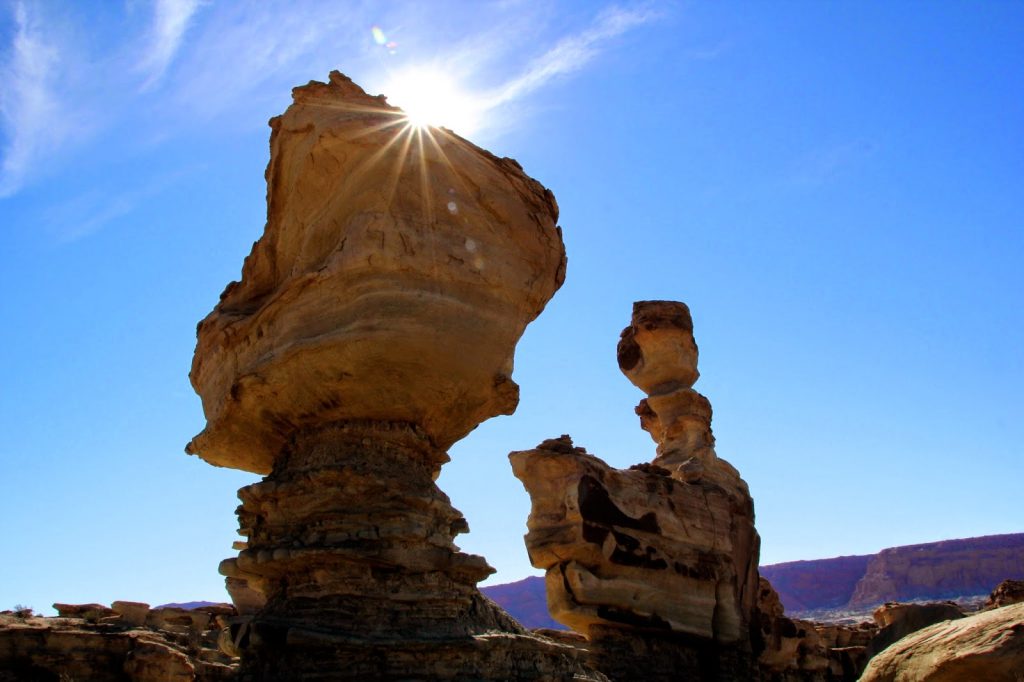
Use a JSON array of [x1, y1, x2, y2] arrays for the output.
[[0, 604, 237, 681], [859, 601, 1024, 682], [187, 71, 565, 474], [984, 578, 1024, 609], [865, 601, 964, 659], [511, 301, 762, 680], [187, 72, 599, 680], [755, 578, 876, 682], [848, 533, 1024, 607]]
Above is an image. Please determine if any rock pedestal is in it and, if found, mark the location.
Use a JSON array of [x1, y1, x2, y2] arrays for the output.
[[510, 301, 761, 680], [187, 72, 598, 680]]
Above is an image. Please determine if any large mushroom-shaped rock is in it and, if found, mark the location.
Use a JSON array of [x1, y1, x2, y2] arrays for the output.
[[510, 302, 761, 680], [186, 72, 598, 680], [187, 71, 565, 475]]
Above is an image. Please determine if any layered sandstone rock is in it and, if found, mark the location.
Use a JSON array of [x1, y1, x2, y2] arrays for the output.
[[984, 578, 1024, 609], [511, 301, 761, 679], [0, 606, 237, 681], [186, 70, 565, 475], [187, 72, 599, 680], [859, 601, 1024, 682], [864, 601, 964, 659], [755, 578, 875, 682]]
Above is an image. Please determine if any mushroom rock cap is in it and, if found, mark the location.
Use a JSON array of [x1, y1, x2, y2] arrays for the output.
[[187, 71, 566, 473], [617, 300, 699, 395]]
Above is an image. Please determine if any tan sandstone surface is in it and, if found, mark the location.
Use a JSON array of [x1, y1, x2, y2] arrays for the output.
[[0, 604, 237, 681], [187, 70, 566, 475], [185, 71, 599, 680], [859, 601, 1024, 682]]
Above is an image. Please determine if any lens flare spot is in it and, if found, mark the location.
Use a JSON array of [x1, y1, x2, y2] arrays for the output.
[[384, 67, 481, 134], [447, 201, 458, 214]]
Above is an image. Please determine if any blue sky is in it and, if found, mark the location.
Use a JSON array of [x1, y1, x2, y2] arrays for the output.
[[1, 1, 1021, 614]]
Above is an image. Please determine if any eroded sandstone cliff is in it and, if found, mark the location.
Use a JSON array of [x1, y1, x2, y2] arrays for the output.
[[0, 603, 237, 681]]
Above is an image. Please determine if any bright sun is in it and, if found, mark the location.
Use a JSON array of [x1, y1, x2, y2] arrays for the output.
[[385, 67, 482, 135]]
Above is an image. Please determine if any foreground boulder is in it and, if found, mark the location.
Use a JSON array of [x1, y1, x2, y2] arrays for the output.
[[859, 601, 1024, 681], [187, 71, 597, 680], [511, 301, 761, 680]]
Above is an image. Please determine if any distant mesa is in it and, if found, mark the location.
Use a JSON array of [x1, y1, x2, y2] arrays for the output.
[[760, 532, 1024, 616], [490, 532, 1024, 630]]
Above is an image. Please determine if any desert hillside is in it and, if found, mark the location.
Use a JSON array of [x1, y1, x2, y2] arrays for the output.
[[487, 532, 1024, 628]]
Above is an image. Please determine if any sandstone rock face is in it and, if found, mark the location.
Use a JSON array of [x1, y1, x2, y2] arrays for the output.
[[112, 601, 151, 628], [511, 301, 761, 679], [511, 435, 758, 643], [985, 578, 1024, 609], [0, 606, 237, 681], [755, 577, 876, 682], [859, 601, 1024, 682], [849, 533, 1024, 607], [187, 70, 564, 475], [865, 601, 964, 658], [186, 72, 600, 680]]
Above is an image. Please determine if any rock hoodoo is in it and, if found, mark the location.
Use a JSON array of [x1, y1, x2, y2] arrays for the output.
[[186, 71, 595, 680], [510, 301, 762, 679]]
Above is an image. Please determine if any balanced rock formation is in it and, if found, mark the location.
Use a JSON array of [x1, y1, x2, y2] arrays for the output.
[[859, 601, 1024, 682], [510, 301, 761, 680], [186, 71, 598, 680]]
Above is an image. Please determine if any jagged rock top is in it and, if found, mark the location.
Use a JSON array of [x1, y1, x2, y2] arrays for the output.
[[186, 72, 566, 472]]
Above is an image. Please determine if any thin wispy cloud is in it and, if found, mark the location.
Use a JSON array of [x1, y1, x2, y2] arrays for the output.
[[138, 0, 203, 91], [487, 5, 659, 108], [0, 2, 66, 198], [45, 166, 194, 243], [1, 1, 661, 204]]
